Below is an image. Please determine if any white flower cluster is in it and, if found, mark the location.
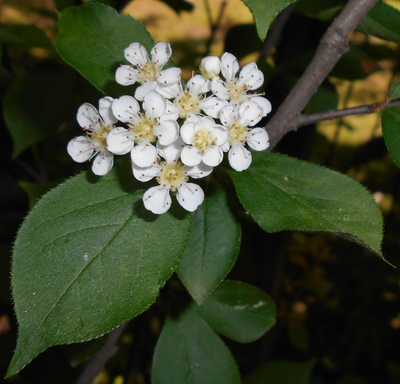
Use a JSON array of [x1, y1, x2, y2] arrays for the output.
[[67, 42, 271, 214]]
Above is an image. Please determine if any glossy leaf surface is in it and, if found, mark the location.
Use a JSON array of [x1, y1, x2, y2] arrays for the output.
[[195, 280, 276, 343], [152, 304, 241, 384], [56, 3, 154, 97], [382, 106, 400, 169], [7, 160, 191, 376], [228, 152, 383, 257], [178, 181, 241, 304]]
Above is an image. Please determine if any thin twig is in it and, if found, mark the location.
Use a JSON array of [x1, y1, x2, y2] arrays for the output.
[[204, 0, 227, 56], [265, 0, 379, 149], [75, 322, 129, 384], [297, 98, 400, 127]]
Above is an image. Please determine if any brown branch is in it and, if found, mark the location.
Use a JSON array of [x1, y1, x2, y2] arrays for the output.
[[265, 0, 379, 149], [297, 99, 400, 127], [75, 322, 128, 384]]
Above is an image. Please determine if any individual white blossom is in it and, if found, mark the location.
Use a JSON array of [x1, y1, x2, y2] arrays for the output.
[[134, 139, 213, 214], [108, 91, 179, 168], [67, 97, 117, 176], [210, 52, 272, 116], [199, 56, 221, 79], [157, 74, 228, 119], [220, 100, 270, 171], [180, 115, 228, 167], [115, 42, 181, 101]]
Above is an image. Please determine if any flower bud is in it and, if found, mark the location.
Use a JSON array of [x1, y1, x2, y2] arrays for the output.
[[199, 56, 221, 79]]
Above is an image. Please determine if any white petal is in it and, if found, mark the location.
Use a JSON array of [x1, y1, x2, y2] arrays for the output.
[[134, 81, 158, 101], [98, 96, 117, 126], [221, 52, 239, 81], [221, 141, 230, 152], [67, 136, 93, 162], [180, 121, 196, 144], [181, 145, 202, 166], [92, 150, 114, 176], [202, 145, 223, 167], [250, 96, 272, 116], [199, 96, 228, 118], [246, 128, 270, 151], [157, 137, 184, 163], [220, 104, 238, 127], [143, 90, 166, 119], [207, 124, 229, 146], [151, 41, 172, 67], [187, 74, 210, 95], [154, 120, 179, 145], [238, 62, 264, 90], [200, 56, 221, 79], [76, 103, 99, 129], [143, 185, 172, 214], [131, 140, 158, 167], [132, 162, 160, 182], [184, 163, 213, 179], [156, 81, 182, 99], [177, 183, 204, 212], [157, 67, 182, 86], [106, 127, 134, 155], [124, 42, 148, 66], [112, 96, 140, 123], [161, 100, 180, 121], [211, 77, 229, 99], [239, 100, 263, 127], [228, 143, 252, 171], [115, 65, 140, 86]]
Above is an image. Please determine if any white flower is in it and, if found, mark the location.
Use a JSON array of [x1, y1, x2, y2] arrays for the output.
[[108, 91, 179, 168], [199, 56, 221, 79], [67, 97, 117, 176], [211, 52, 272, 115], [220, 101, 270, 171], [180, 115, 228, 167], [115, 42, 181, 101], [134, 139, 213, 214], [157, 74, 228, 119]]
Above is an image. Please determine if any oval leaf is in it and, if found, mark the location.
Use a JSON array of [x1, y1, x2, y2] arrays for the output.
[[7, 160, 191, 376], [357, 2, 400, 44], [389, 78, 400, 101], [151, 304, 241, 384], [195, 280, 276, 343], [4, 61, 77, 159], [228, 152, 383, 257], [55, 2, 154, 97], [243, 0, 297, 41], [382, 106, 400, 169], [177, 180, 241, 304]]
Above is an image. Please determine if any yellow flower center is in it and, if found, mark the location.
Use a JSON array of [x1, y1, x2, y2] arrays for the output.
[[157, 161, 188, 191], [129, 115, 157, 143], [91, 123, 113, 151], [138, 62, 157, 83], [193, 129, 216, 153], [228, 119, 247, 146], [173, 90, 202, 119], [226, 80, 247, 101]]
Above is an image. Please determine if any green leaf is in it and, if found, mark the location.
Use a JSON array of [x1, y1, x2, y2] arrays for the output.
[[4, 61, 77, 159], [357, 2, 400, 44], [389, 78, 400, 101], [194, 280, 276, 343], [0, 24, 54, 50], [177, 180, 241, 304], [243, 0, 297, 41], [245, 359, 316, 384], [19, 180, 61, 209], [296, 0, 343, 21], [305, 80, 338, 113], [227, 152, 383, 257], [151, 304, 241, 384], [55, 2, 154, 97], [382, 106, 400, 169], [7, 160, 191, 376]]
